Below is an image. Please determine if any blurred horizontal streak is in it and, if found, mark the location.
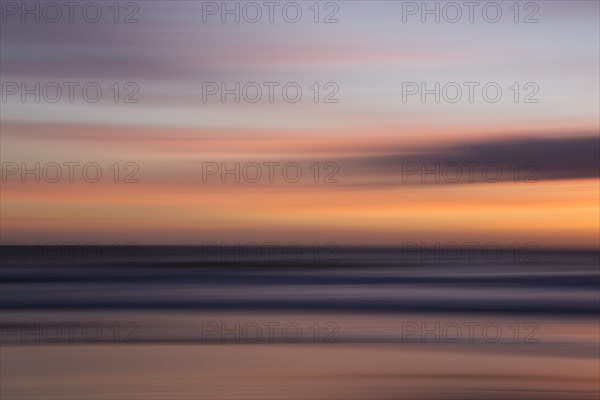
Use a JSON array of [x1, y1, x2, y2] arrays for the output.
[[1, 343, 598, 399], [1, 248, 598, 317]]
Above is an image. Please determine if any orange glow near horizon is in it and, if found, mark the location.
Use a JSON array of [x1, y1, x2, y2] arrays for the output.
[[2, 176, 598, 248]]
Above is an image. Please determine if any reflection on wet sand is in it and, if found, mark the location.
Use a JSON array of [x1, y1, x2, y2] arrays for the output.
[[2, 343, 598, 399]]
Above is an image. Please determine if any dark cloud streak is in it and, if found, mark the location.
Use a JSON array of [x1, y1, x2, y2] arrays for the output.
[[342, 135, 599, 185]]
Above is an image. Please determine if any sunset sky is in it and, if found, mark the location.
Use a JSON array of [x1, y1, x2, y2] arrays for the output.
[[1, 0, 598, 247]]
